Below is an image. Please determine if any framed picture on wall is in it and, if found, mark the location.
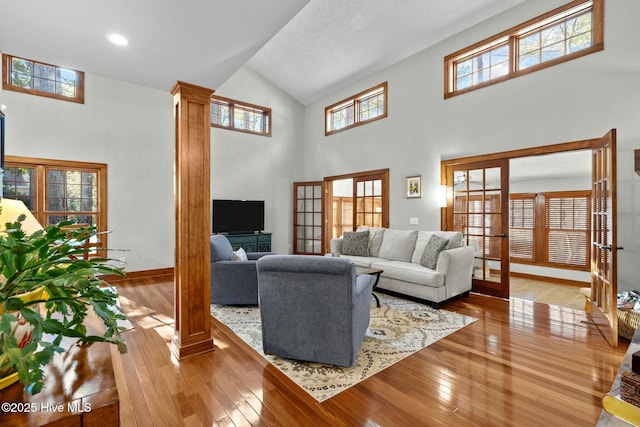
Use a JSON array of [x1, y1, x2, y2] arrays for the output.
[[406, 175, 421, 198]]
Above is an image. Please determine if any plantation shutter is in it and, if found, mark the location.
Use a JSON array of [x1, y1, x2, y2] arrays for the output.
[[545, 192, 590, 268], [509, 195, 535, 261]]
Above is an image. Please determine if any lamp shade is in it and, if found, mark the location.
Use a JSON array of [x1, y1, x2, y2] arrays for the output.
[[0, 199, 43, 236]]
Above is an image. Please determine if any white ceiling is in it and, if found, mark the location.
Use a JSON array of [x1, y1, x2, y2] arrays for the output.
[[0, 0, 309, 96], [249, 0, 526, 104], [0, 0, 526, 106]]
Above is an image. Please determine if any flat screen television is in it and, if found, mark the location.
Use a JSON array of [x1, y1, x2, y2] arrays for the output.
[[212, 199, 264, 234]]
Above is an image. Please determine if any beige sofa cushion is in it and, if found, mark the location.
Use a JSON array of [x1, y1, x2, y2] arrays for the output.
[[377, 229, 418, 262], [371, 260, 445, 288]]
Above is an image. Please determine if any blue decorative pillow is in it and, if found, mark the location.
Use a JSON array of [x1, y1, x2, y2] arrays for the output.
[[420, 235, 448, 269], [342, 231, 370, 256]]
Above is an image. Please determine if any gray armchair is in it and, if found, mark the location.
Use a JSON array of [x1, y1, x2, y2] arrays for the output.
[[256, 255, 375, 367], [210, 234, 274, 305]]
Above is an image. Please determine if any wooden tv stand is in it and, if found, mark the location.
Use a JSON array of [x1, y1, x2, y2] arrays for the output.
[[222, 232, 272, 253]]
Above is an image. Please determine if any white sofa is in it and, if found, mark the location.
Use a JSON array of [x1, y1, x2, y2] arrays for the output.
[[330, 227, 474, 308]]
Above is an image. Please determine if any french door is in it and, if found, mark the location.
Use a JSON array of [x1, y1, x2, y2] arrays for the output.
[[323, 169, 389, 253], [590, 130, 618, 347], [353, 173, 387, 229], [445, 159, 510, 298], [293, 181, 324, 255]]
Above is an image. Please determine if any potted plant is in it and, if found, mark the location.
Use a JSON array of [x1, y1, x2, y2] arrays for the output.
[[0, 206, 127, 395]]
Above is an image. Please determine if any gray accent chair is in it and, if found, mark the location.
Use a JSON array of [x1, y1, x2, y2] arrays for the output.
[[210, 234, 274, 305], [256, 255, 375, 367]]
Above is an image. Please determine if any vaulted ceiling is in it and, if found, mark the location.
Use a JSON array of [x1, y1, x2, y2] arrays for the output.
[[0, 0, 526, 106]]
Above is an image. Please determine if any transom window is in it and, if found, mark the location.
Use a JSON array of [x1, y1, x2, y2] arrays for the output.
[[2, 53, 85, 104], [518, 5, 594, 69], [445, 0, 603, 98], [3, 156, 107, 257], [455, 43, 509, 91], [211, 95, 271, 137], [325, 82, 387, 136]]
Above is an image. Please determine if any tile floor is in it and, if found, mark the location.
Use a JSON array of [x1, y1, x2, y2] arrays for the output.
[[510, 276, 587, 311]]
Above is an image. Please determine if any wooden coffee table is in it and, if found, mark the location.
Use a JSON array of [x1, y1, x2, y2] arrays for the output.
[[356, 267, 383, 307]]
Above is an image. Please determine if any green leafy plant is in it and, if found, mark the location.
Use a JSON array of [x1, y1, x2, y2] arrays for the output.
[[0, 213, 127, 394]]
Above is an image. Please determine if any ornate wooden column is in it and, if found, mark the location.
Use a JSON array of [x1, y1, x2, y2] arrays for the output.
[[170, 81, 215, 359]]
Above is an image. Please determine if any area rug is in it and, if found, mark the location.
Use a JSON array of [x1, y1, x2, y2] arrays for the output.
[[210, 293, 476, 402]]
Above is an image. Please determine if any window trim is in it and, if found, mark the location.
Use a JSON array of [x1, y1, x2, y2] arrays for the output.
[[444, 0, 603, 99], [4, 155, 107, 257], [325, 82, 388, 136], [2, 53, 85, 104], [210, 95, 271, 137]]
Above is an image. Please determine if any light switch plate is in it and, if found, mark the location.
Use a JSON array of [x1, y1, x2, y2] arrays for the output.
[[409, 217, 419, 225]]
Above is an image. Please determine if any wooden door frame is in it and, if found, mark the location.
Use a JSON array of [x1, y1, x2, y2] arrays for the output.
[[440, 133, 616, 299], [441, 138, 603, 228], [323, 168, 390, 254]]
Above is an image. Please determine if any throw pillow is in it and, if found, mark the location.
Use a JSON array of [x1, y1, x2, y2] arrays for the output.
[[368, 228, 386, 257], [231, 247, 248, 261], [446, 232, 463, 249], [342, 231, 370, 256], [420, 235, 449, 270]]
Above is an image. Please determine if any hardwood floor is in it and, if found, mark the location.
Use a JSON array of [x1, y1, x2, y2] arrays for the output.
[[111, 275, 627, 426], [510, 276, 587, 311]]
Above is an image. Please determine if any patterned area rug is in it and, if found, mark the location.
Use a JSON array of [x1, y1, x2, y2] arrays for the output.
[[210, 293, 476, 402]]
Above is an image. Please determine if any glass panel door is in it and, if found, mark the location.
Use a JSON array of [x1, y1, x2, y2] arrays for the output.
[[293, 181, 324, 255], [354, 176, 383, 228], [590, 129, 618, 347], [448, 159, 509, 298]]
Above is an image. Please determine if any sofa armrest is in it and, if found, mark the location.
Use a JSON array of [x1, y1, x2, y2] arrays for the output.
[[436, 246, 474, 297], [330, 238, 344, 255], [355, 274, 375, 297], [211, 260, 261, 304], [247, 252, 276, 261], [212, 259, 259, 275]]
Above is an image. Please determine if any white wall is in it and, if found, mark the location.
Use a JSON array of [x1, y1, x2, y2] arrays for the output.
[[0, 75, 175, 272], [210, 66, 306, 254], [302, 0, 640, 291], [510, 176, 591, 194], [0, 64, 305, 272]]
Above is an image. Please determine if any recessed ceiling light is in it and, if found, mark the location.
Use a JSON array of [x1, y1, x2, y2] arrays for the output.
[[107, 33, 130, 46]]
